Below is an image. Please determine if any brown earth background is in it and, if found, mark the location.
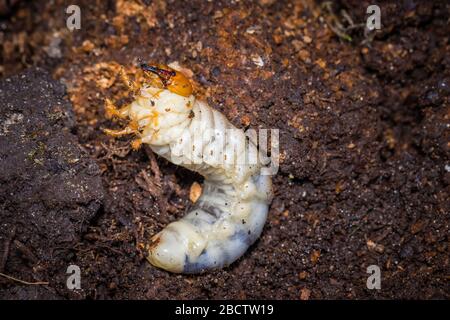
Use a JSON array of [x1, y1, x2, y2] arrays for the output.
[[0, 0, 449, 299]]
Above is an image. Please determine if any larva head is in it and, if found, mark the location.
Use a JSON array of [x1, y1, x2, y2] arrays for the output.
[[123, 63, 196, 146], [140, 63, 193, 97]]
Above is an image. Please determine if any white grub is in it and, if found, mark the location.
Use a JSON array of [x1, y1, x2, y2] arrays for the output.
[[112, 66, 273, 273]]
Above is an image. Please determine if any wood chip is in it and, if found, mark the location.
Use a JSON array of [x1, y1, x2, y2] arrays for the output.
[[189, 182, 202, 203], [311, 249, 321, 264]]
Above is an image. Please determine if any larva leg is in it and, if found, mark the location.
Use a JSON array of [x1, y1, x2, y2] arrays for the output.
[[119, 66, 139, 92], [104, 113, 140, 138], [104, 66, 138, 119], [104, 98, 131, 119], [103, 126, 136, 137]]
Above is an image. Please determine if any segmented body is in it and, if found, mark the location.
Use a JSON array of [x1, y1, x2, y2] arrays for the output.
[[106, 65, 272, 273]]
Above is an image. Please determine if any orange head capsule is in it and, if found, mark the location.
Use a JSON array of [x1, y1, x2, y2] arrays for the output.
[[140, 63, 193, 97]]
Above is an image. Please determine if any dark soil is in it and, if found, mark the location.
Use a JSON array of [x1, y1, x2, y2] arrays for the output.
[[0, 68, 104, 299], [0, 0, 448, 299]]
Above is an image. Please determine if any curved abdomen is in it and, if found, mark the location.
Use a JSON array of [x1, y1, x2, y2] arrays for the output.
[[147, 100, 272, 273]]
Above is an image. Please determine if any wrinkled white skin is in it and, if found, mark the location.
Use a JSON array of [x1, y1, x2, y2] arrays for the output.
[[127, 86, 272, 273]]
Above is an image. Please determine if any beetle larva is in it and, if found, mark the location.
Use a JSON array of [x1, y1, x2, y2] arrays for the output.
[[104, 63, 273, 273]]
